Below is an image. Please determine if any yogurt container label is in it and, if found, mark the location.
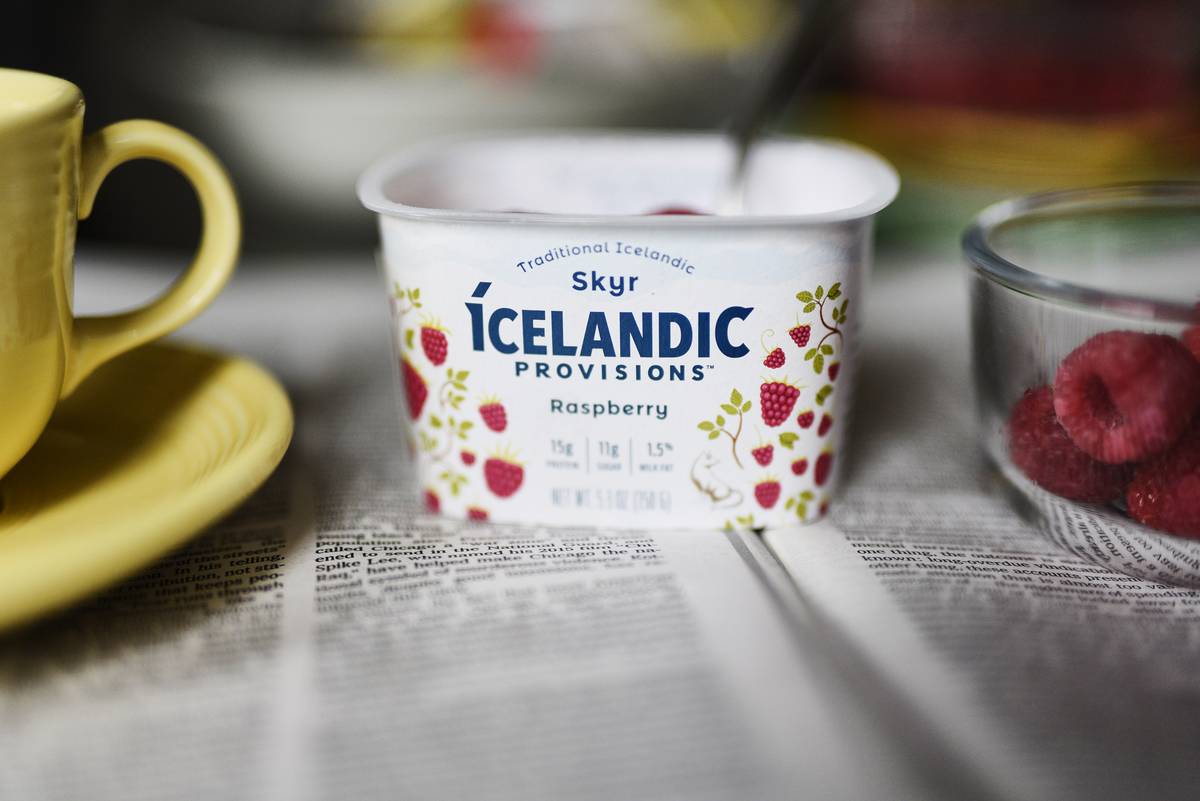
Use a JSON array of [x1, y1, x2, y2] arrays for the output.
[[361, 133, 898, 529], [381, 224, 866, 530]]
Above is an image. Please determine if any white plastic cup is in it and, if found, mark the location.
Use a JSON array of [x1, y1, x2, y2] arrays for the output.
[[359, 132, 898, 530]]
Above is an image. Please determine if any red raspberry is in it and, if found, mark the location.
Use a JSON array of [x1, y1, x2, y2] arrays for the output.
[[479, 400, 508, 432], [791, 458, 808, 476], [751, 444, 774, 466], [1182, 326, 1200, 362], [648, 206, 705, 215], [1054, 331, 1200, 463], [467, 506, 489, 521], [763, 347, 785, 369], [401, 358, 428, 419], [818, 414, 833, 437], [424, 490, 440, 512], [828, 362, 840, 382], [760, 380, 801, 427], [1008, 386, 1130, 502], [484, 456, 524, 498], [420, 324, 448, 366], [1127, 426, 1200, 537], [796, 410, 814, 429], [754, 480, 781, 509], [789, 325, 811, 348], [814, 451, 834, 487], [461, 450, 476, 466]]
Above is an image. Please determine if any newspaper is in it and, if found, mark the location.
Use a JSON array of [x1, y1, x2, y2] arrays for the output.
[[0, 252, 1196, 800], [769, 260, 1200, 801]]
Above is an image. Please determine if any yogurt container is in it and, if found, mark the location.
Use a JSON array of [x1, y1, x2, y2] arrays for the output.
[[358, 133, 898, 530]]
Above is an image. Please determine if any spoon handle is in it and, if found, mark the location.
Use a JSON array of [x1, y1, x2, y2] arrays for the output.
[[724, 0, 853, 212]]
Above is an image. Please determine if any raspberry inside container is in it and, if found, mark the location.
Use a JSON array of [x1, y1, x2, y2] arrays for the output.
[[964, 183, 1200, 586]]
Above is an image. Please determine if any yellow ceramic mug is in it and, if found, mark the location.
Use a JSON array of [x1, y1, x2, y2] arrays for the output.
[[0, 69, 239, 479]]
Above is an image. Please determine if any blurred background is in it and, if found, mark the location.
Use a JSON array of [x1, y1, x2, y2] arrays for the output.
[[4, 0, 1198, 253]]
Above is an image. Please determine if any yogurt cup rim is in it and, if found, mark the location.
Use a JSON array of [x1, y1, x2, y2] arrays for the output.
[[357, 130, 899, 227]]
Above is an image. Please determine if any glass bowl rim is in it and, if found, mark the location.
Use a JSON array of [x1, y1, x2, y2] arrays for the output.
[[962, 181, 1198, 325]]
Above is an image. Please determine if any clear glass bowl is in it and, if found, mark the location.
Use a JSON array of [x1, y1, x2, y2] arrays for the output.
[[964, 183, 1200, 586]]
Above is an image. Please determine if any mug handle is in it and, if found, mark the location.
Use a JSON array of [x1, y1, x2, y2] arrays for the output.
[[61, 119, 240, 396]]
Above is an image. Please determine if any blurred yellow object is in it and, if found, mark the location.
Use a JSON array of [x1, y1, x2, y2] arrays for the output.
[[812, 95, 1198, 189], [0, 343, 292, 632], [0, 69, 240, 480]]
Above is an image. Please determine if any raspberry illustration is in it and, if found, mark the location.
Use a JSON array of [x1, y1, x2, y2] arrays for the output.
[[1054, 331, 1200, 463], [754, 479, 781, 509], [818, 414, 833, 437], [484, 453, 524, 498], [1126, 426, 1200, 537], [761, 329, 785, 368], [467, 506, 489, 521], [791, 458, 808, 476], [1182, 325, 1200, 362], [789, 324, 811, 348], [751, 443, 774, 466], [814, 451, 834, 487], [461, 450, 476, 466], [760, 379, 801, 427], [1008, 386, 1131, 503], [828, 362, 840, 382], [479, 398, 508, 432], [819, 500, 830, 517], [424, 489, 440, 513], [420, 321, 449, 366], [402, 358, 428, 419], [796, 410, 814, 429]]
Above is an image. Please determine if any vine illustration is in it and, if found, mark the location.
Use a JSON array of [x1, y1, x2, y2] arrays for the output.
[[427, 412, 472, 462], [392, 283, 423, 317], [439, 368, 470, 409], [797, 282, 848, 375], [697, 388, 752, 468], [784, 489, 816, 520], [437, 468, 469, 497], [722, 513, 763, 534]]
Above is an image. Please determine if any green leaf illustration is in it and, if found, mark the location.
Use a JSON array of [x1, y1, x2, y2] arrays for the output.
[[804, 302, 817, 313], [731, 388, 743, 406], [742, 400, 752, 413], [779, 432, 799, 449], [721, 403, 738, 415], [828, 282, 842, 300], [708, 430, 720, 440], [804, 348, 816, 361], [430, 415, 442, 428], [816, 385, 833, 406], [796, 291, 814, 303], [815, 285, 824, 300], [716, 415, 726, 426], [405, 329, 414, 349], [821, 344, 834, 356], [698, 421, 715, 431], [813, 354, 825, 374]]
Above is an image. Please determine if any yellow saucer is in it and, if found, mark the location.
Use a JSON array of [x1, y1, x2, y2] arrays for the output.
[[0, 343, 293, 631]]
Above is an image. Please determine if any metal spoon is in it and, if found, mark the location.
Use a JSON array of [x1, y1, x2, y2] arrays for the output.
[[721, 0, 852, 215]]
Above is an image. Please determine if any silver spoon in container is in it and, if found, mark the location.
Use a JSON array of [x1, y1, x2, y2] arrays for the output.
[[720, 0, 853, 215]]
